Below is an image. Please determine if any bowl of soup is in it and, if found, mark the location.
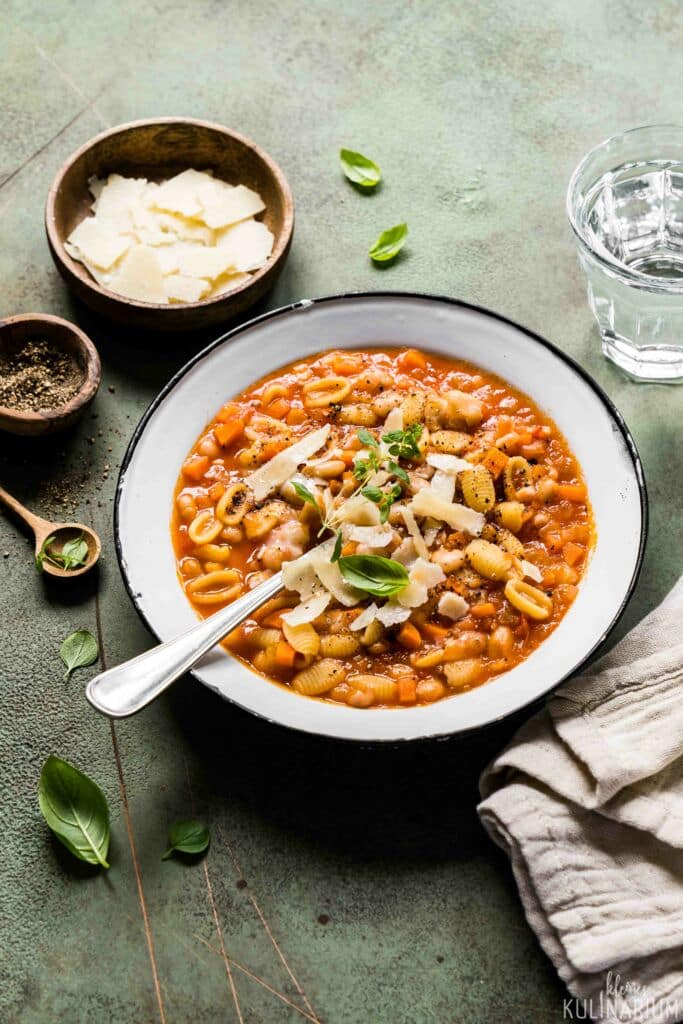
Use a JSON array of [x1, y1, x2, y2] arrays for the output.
[[115, 293, 646, 741]]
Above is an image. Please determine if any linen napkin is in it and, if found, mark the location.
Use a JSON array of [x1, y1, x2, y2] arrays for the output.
[[479, 577, 683, 1023]]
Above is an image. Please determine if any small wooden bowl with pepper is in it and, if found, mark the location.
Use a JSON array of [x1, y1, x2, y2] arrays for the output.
[[0, 313, 101, 436]]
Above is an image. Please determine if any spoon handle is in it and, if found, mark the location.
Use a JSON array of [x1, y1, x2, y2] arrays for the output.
[[0, 484, 51, 536], [86, 571, 284, 718]]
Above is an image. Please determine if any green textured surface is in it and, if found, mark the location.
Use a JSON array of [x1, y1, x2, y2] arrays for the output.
[[1, 2, 681, 1022]]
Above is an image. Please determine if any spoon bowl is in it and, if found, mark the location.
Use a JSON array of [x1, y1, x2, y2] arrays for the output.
[[33, 521, 101, 578], [0, 484, 101, 578]]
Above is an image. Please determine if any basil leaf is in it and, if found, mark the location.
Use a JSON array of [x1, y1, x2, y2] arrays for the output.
[[38, 756, 110, 868], [331, 531, 343, 563], [369, 223, 407, 264], [60, 536, 88, 569], [338, 555, 409, 597], [388, 461, 409, 484], [361, 486, 383, 504], [36, 532, 88, 573], [60, 629, 99, 681], [357, 427, 378, 448], [292, 481, 319, 512], [340, 148, 381, 188], [162, 819, 210, 860]]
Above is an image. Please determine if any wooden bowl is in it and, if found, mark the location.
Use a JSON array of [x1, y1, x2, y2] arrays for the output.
[[0, 314, 101, 436], [45, 118, 294, 332]]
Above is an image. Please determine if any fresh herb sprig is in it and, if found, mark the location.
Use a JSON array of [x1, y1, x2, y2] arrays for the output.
[[381, 422, 423, 460], [361, 482, 403, 524], [36, 532, 89, 573], [292, 481, 343, 561]]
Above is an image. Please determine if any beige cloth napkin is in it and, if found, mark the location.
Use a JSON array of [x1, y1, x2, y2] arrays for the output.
[[479, 578, 683, 1023]]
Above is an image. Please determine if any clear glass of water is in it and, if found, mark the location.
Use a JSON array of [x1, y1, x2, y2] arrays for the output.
[[567, 124, 683, 382]]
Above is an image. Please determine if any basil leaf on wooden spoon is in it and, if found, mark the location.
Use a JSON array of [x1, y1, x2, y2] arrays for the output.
[[162, 819, 211, 860], [369, 223, 408, 263], [338, 554, 409, 597], [38, 756, 110, 868], [60, 629, 99, 681], [340, 148, 381, 188]]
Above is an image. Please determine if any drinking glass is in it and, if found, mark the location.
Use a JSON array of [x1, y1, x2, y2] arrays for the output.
[[567, 124, 683, 382]]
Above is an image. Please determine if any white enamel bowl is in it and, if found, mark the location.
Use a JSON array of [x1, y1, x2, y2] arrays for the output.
[[115, 293, 647, 742]]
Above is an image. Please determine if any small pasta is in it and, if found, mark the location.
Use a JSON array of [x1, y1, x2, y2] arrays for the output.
[[188, 509, 223, 545], [337, 404, 378, 426], [216, 482, 251, 526], [503, 456, 533, 500], [465, 539, 512, 581], [348, 674, 398, 702], [186, 569, 242, 605], [282, 621, 320, 656], [243, 507, 281, 539], [261, 382, 289, 405], [481, 522, 525, 557], [400, 391, 427, 426], [494, 500, 525, 533], [504, 579, 553, 621], [460, 464, 495, 513], [443, 388, 484, 428], [303, 376, 352, 407], [424, 394, 446, 432], [443, 658, 484, 689], [292, 659, 346, 695], [248, 626, 283, 649], [194, 543, 232, 564], [361, 620, 385, 646], [428, 430, 471, 455], [319, 633, 362, 657]]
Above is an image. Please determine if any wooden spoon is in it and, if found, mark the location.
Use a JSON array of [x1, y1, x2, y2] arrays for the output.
[[0, 484, 101, 578]]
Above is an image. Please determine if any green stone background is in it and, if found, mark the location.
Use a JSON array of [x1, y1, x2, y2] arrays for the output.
[[1, 2, 681, 1021]]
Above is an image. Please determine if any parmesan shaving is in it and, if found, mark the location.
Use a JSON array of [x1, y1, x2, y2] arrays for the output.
[[430, 470, 455, 502], [245, 425, 330, 502], [400, 506, 430, 561], [350, 603, 379, 631], [397, 557, 445, 609], [376, 603, 412, 627], [347, 525, 393, 548], [410, 488, 485, 535], [520, 559, 543, 583], [281, 592, 331, 627], [426, 453, 471, 474], [438, 592, 470, 621]]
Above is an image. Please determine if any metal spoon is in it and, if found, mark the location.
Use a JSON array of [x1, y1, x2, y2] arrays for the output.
[[0, 483, 101, 578], [86, 570, 284, 717]]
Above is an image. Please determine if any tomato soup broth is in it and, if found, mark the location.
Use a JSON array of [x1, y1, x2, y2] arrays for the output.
[[172, 347, 594, 708]]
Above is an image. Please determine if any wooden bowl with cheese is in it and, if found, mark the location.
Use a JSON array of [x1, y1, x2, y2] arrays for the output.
[[45, 118, 294, 332]]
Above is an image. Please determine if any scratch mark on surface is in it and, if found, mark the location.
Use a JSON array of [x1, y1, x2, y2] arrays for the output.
[[193, 935, 318, 1023], [32, 41, 109, 128], [0, 103, 93, 197], [181, 752, 243, 1023], [95, 593, 167, 1024], [217, 825, 321, 1024]]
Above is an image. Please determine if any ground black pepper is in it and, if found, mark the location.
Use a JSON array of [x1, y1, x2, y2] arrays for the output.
[[0, 338, 84, 412]]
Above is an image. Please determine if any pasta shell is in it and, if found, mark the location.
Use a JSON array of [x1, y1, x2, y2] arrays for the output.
[[428, 430, 471, 455], [460, 464, 496, 513], [282, 621, 320, 656], [443, 658, 484, 690], [465, 539, 512, 581], [493, 501, 525, 533], [292, 659, 346, 695], [347, 674, 397, 702], [504, 579, 553, 620], [319, 633, 362, 657], [503, 456, 533, 500]]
